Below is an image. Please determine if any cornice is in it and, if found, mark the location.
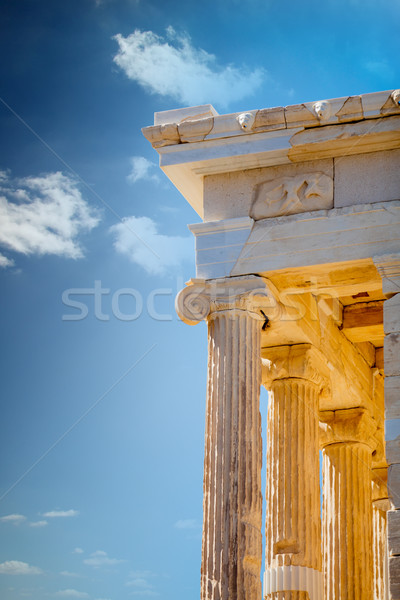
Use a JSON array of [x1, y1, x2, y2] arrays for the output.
[[143, 90, 400, 149], [142, 90, 400, 217], [373, 252, 400, 295]]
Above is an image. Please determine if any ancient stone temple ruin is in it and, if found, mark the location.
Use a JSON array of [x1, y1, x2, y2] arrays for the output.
[[143, 89, 400, 600]]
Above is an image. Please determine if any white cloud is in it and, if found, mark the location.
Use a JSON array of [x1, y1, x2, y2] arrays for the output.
[[126, 578, 152, 588], [29, 520, 48, 528], [0, 514, 26, 525], [113, 28, 265, 108], [0, 254, 14, 268], [110, 216, 192, 275], [127, 157, 159, 185], [73, 548, 84, 554], [55, 590, 89, 598], [159, 206, 179, 214], [60, 571, 81, 578], [126, 571, 158, 596], [129, 591, 159, 597], [127, 580, 159, 597], [83, 550, 124, 568], [128, 570, 154, 579], [0, 171, 99, 266], [174, 518, 199, 530], [0, 561, 42, 575], [43, 509, 79, 518]]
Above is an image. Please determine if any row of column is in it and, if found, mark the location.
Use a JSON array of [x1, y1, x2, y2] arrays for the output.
[[263, 348, 382, 600], [176, 276, 387, 600]]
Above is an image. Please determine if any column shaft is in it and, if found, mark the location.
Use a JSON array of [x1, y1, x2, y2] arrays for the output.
[[264, 378, 322, 600], [373, 505, 387, 600], [201, 310, 262, 600], [322, 442, 373, 600]]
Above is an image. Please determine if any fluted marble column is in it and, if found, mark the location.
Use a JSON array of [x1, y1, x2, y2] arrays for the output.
[[372, 468, 389, 600], [176, 276, 269, 600], [262, 345, 328, 600], [320, 409, 377, 600]]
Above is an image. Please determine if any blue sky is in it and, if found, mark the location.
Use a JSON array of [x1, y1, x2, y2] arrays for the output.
[[0, 1, 398, 599]]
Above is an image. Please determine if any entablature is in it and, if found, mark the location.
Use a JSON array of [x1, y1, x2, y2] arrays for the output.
[[142, 90, 400, 218]]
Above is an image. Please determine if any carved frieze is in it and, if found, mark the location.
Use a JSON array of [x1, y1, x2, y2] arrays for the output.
[[250, 171, 333, 220]]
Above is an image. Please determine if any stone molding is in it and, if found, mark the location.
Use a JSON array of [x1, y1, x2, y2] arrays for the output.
[[250, 171, 333, 220], [188, 216, 254, 280], [143, 90, 400, 149], [143, 93, 400, 218], [175, 275, 270, 326], [232, 200, 400, 279], [262, 344, 330, 390], [319, 407, 377, 450], [187, 202, 400, 282], [373, 252, 400, 294]]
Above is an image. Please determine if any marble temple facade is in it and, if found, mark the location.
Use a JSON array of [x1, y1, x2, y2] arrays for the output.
[[143, 89, 400, 599]]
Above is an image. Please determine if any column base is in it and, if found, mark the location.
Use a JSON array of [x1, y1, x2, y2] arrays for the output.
[[263, 566, 322, 600]]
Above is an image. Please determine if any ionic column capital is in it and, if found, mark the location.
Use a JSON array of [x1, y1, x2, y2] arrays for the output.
[[372, 467, 390, 509], [319, 407, 377, 451], [261, 343, 330, 390], [175, 275, 270, 326]]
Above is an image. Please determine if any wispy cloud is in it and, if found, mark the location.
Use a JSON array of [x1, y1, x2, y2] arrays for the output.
[[55, 590, 89, 598], [126, 580, 158, 596], [126, 570, 159, 597], [60, 571, 82, 578], [29, 520, 48, 528], [364, 59, 395, 81], [43, 509, 79, 518], [0, 254, 15, 268], [127, 157, 160, 185], [128, 570, 155, 579], [0, 514, 49, 528], [159, 206, 179, 214], [110, 216, 192, 275], [83, 550, 125, 568], [174, 518, 199, 530], [0, 560, 42, 575], [0, 171, 100, 267], [113, 27, 265, 108], [73, 548, 84, 554], [129, 591, 159, 597], [0, 514, 26, 525]]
